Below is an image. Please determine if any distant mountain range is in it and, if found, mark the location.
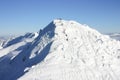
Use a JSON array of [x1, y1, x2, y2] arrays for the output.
[[0, 37, 6, 49], [107, 33, 120, 40]]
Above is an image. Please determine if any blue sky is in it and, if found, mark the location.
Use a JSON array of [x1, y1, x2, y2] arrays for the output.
[[0, 0, 120, 36]]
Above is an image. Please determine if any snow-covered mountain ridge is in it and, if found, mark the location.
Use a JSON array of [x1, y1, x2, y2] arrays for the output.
[[0, 19, 120, 80]]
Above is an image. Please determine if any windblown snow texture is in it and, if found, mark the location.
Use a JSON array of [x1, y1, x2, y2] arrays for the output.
[[0, 19, 120, 80]]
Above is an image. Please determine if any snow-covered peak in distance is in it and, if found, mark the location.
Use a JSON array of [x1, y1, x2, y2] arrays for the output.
[[0, 36, 9, 49], [0, 39, 4, 49], [0, 19, 120, 80], [2, 32, 38, 48], [0, 32, 38, 59], [108, 33, 120, 40]]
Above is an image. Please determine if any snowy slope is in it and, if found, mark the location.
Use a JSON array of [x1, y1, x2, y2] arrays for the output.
[[2, 32, 38, 48], [20, 19, 120, 80], [0, 19, 120, 80], [0, 32, 38, 58]]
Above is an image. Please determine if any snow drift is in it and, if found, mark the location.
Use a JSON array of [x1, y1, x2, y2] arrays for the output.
[[0, 19, 120, 80]]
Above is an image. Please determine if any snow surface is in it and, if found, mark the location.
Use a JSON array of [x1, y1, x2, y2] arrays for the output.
[[0, 32, 38, 58], [0, 19, 120, 80]]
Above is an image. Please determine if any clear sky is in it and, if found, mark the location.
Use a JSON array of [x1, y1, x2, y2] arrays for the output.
[[0, 0, 120, 36]]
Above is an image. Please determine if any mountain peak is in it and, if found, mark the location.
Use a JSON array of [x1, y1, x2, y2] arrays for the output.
[[53, 19, 81, 26], [0, 19, 120, 80]]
